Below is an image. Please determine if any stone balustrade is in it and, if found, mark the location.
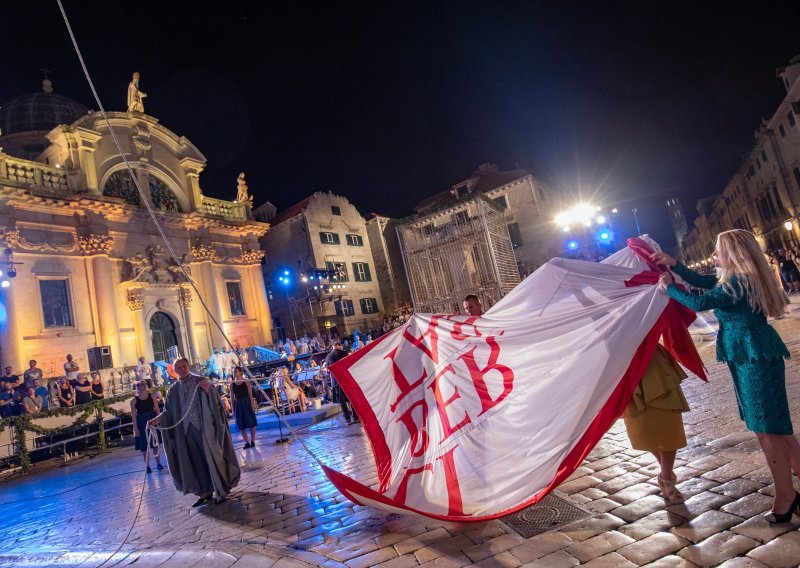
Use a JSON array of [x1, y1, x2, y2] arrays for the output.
[[0, 153, 70, 193], [198, 195, 250, 221]]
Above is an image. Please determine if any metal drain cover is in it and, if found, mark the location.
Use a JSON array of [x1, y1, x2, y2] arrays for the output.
[[500, 492, 592, 538]]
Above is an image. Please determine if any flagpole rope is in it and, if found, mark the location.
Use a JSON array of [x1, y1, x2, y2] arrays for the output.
[[55, 0, 335, 564], [54, 0, 329, 472]]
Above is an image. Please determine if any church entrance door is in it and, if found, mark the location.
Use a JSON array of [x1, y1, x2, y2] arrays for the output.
[[150, 311, 178, 362]]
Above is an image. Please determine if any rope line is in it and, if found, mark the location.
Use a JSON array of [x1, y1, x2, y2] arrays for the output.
[[54, 2, 334, 566], [54, 0, 326, 470]]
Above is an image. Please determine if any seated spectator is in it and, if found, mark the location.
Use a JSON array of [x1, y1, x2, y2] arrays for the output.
[[0, 381, 22, 417], [90, 371, 104, 400], [74, 373, 92, 405], [22, 387, 43, 415], [57, 376, 75, 408], [34, 378, 50, 411]]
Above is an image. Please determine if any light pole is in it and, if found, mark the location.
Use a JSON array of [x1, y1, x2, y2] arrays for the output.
[[277, 270, 298, 340]]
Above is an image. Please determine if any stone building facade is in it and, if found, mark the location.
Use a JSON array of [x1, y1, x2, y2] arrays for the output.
[[260, 192, 384, 338], [681, 56, 800, 266], [0, 81, 272, 376], [414, 163, 561, 276], [364, 214, 412, 310]]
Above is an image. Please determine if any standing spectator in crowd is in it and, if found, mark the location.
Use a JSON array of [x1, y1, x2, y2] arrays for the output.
[[166, 357, 181, 384], [135, 356, 153, 388], [351, 332, 364, 351], [63, 354, 79, 384], [222, 346, 235, 380], [90, 371, 104, 400], [778, 250, 800, 293], [24, 360, 43, 391], [230, 366, 258, 448], [130, 381, 164, 473], [0, 381, 22, 417], [74, 373, 92, 405], [22, 386, 43, 415], [324, 342, 357, 424], [34, 378, 50, 411], [766, 252, 785, 291], [2, 366, 20, 391], [57, 376, 75, 407], [207, 347, 224, 380]]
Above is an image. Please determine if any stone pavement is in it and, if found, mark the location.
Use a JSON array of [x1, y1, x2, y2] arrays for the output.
[[1, 311, 800, 567]]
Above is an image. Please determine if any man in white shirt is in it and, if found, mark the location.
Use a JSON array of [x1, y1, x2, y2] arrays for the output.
[[207, 348, 224, 380], [220, 346, 234, 379], [63, 355, 79, 384], [135, 356, 153, 387]]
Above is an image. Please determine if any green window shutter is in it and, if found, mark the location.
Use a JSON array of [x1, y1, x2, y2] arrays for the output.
[[363, 263, 371, 281]]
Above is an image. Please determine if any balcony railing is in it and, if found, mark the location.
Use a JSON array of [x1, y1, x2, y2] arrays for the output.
[[0, 153, 70, 194], [198, 195, 250, 221]]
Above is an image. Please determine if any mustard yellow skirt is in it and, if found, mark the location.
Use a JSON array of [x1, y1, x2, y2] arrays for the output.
[[622, 344, 689, 452]]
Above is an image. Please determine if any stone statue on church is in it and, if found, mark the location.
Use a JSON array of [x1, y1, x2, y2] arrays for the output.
[[235, 172, 253, 204], [127, 71, 147, 113]]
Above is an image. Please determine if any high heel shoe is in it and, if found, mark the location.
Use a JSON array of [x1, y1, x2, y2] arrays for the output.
[[657, 474, 683, 502], [765, 491, 800, 524]]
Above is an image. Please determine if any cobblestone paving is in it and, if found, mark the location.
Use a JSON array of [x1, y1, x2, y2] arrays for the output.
[[2, 308, 800, 567]]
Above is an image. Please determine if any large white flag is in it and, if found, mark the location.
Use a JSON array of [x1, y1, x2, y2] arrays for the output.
[[326, 238, 704, 521]]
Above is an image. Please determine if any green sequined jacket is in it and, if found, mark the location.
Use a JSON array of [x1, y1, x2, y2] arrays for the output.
[[666, 263, 789, 363]]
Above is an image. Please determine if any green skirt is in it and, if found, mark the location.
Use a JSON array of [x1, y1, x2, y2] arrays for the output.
[[728, 358, 792, 435]]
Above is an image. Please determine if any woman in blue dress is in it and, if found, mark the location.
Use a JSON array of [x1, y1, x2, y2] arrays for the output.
[[653, 229, 800, 523]]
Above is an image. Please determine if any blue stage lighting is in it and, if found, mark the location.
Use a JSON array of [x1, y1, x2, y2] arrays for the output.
[[598, 230, 611, 242], [567, 240, 579, 250]]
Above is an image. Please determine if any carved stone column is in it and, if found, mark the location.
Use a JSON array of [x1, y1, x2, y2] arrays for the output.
[[79, 235, 123, 364], [126, 287, 148, 359], [191, 243, 225, 349], [177, 286, 199, 363], [240, 249, 272, 345]]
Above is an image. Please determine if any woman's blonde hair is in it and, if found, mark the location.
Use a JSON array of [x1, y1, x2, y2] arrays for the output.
[[715, 229, 788, 318]]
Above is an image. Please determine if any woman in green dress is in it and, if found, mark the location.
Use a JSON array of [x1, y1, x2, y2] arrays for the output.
[[653, 229, 800, 523]]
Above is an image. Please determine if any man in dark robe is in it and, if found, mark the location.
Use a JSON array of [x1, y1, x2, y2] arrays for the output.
[[149, 358, 240, 506]]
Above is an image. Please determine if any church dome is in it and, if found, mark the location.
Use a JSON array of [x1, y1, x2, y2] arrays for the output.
[[0, 81, 89, 136]]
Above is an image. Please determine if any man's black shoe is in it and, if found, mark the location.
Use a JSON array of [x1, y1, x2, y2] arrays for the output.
[[192, 495, 212, 507]]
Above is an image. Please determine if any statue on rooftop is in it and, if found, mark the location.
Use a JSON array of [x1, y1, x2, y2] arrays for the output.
[[127, 71, 147, 113], [235, 172, 253, 204]]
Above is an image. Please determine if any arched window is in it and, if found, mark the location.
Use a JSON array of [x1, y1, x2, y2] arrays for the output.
[[102, 170, 141, 206], [149, 175, 183, 212]]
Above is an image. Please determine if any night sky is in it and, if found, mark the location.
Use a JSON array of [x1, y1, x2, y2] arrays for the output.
[[3, 1, 800, 251]]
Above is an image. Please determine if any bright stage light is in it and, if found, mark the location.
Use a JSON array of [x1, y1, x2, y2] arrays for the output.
[[596, 216, 606, 224], [785, 221, 793, 231], [283, 270, 289, 276], [1, 281, 9, 288], [598, 231, 611, 242], [567, 240, 579, 251], [562, 226, 570, 232], [555, 203, 599, 228]]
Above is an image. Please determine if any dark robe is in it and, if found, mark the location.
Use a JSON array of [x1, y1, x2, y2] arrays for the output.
[[160, 374, 241, 498]]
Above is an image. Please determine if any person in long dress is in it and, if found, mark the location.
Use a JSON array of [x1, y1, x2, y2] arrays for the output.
[[130, 381, 163, 473], [230, 366, 258, 448], [653, 229, 800, 523]]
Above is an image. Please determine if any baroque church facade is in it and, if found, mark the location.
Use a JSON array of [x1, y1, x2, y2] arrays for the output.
[[0, 78, 272, 376]]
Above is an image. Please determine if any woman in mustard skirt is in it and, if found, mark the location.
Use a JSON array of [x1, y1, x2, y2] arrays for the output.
[[623, 344, 689, 502]]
